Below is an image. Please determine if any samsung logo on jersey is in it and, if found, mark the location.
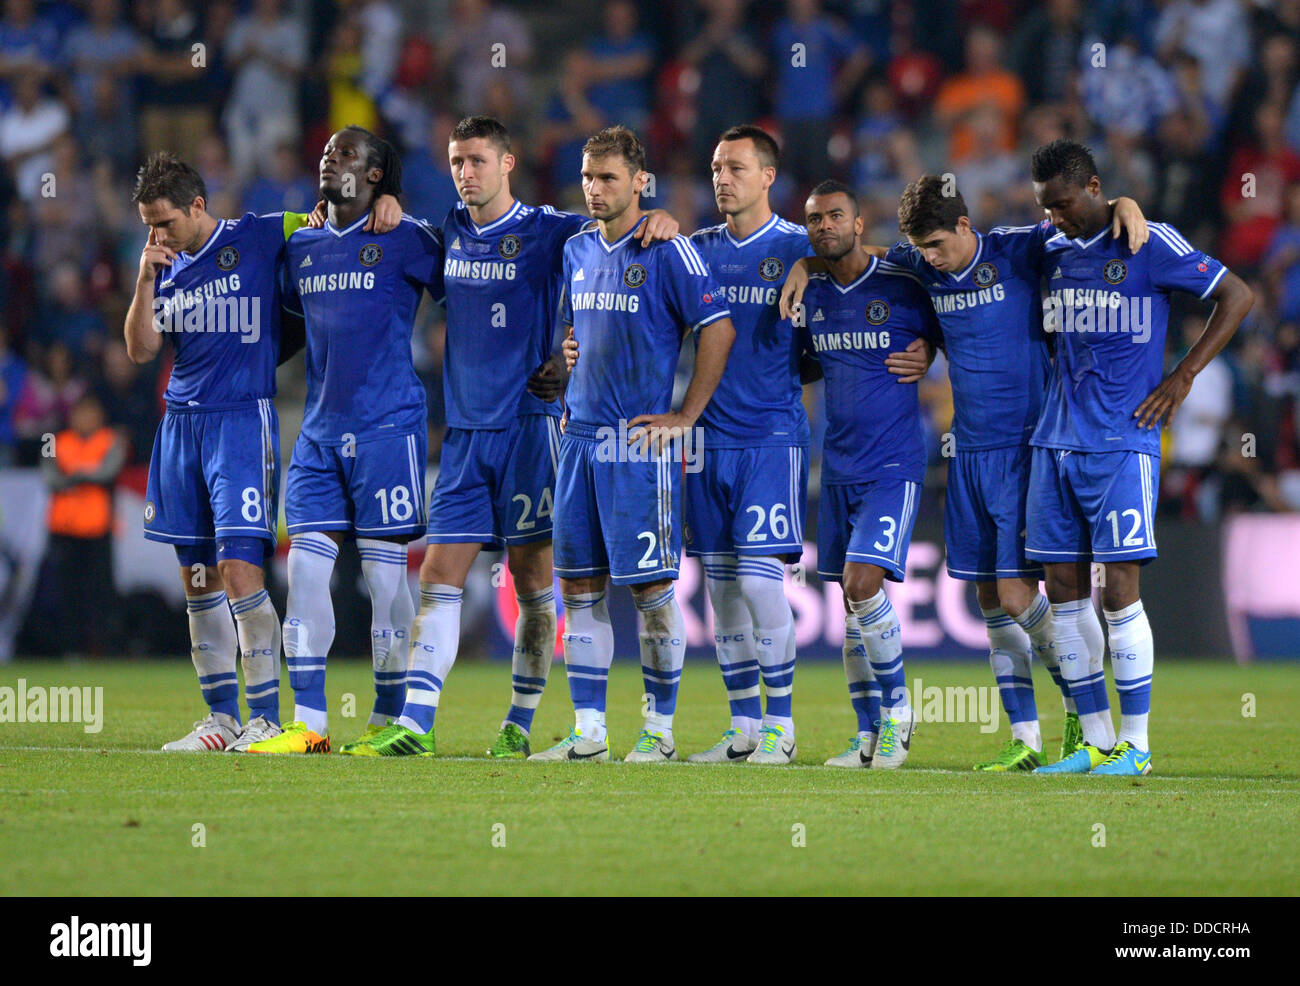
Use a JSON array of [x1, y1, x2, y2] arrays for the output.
[[571, 291, 640, 313], [152, 279, 261, 344], [1043, 292, 1152, 343], [931, 284, 1006, 313], [811, 330, 891, 352], [723, 284, 779, 306], [297, 271, 376, 294], [444, 258, 517, 281]]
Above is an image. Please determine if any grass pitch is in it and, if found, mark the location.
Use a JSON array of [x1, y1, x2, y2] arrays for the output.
[[1, 657, 1297, 896]]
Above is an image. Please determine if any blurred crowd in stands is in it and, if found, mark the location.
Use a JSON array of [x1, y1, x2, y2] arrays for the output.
[[0, 0, 1298, 523]]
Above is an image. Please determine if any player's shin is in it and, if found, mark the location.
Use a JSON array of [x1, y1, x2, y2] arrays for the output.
[[737, 559, 795, 734], [562, 590, 614, 742], [849, 590, 909, 719], [1013, 593, 1077, 714], [283, 533, 338, 735], [983, 607, 1040, 749], [396, 583, 462, 734], [187, 589, 240, 722], [636, 584, 686, 737], [358, 538, 413, 725], [230, 588, 280, 725], [703, 556, 761, 738], [1077, 600, 1116, 748], [506, 585, 557, 734], [1104, 600, 1153, 752], [842, 614, 880, 737], [1050, 598, 1111, 749]]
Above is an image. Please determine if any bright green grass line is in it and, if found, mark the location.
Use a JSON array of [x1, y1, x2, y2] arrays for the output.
[[1, 659, 1297, 895]]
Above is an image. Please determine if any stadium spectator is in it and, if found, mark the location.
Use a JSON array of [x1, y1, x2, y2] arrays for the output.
[[539, 49, 606, 204], [1220, 101, 1300, 270], [136, 0, 213, 158], [1080, 36, 1177, 139], [584, 0, 655, 133], [241, 140, 316, 218], [222, 0, 308, 183], [61, 0, 141, 120], [0, 0, 57, 107], [1010, 0, 1085, 106], [325, 12, 380, 135], [1154, 0, 1251, 111], [356, 0, 403, 102], [1165, 315, 1236, 520], [680, 0, 766, 173], [437, 0, 533, 117], [0, 323, 25, 466], [13, 342, 87, 443], [934, 25, 1023, 164], [38, 263, 107, 361], [31, 136, 95, 275], [769, 0, 869, 189], [1264, 185, 1300, 323], [0, 71, 69, 202], [94, 340, 157, 467], [403, 112, 460, 225], [40, 391, 124, 655]]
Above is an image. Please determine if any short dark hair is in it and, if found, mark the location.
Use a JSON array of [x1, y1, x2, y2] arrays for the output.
[[451, 115, 511, 154], [717, 124, 780, 170], [341, 125, 403, 199], [581, 125, 647, 176], [808, 179, 858, 216], [1030, 138, 1098, 188], [897, 174, 968, 238], [132, 152, 207, 210]]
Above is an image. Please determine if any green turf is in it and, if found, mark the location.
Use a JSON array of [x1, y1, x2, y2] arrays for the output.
[[1, 658, 1296, 895]]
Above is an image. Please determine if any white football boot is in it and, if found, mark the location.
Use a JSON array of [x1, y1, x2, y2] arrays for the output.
[[687, 727, 758, 763], [161, 712, 240, 752], [526, 728, 610, 762], [747, 724, 797, 764], [872, 707, 914, 769], [624, 729, 678, 762], [226, 715, 282, 753], [824, 732, 877, 768]]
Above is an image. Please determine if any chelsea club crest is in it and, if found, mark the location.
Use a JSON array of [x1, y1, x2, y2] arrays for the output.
[[359, 243, 383, 266], [973, 262, 998, 287], [759, 257, 784, 281], [217, 246, 239, 271], [1103, 259, 1127, 284], [623, 263, 647, 288], [498, 234, 521, 259], [866, 300, 890, 325]]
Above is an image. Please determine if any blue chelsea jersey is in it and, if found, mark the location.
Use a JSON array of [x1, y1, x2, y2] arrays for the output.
[[156, 211, 306, 407], [800, 256, 942, 484], [283, 212, 444, 446], [1032, 221, 1227, 455], [689, 215, 814, 447], [440, 199, 588, 428], [561, 218, 731, 428]]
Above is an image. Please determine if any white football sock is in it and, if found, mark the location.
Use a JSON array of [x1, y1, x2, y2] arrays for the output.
[[229, 588, 280, 723], [1013, 592, 1076, 714], [358, 539, 413, 726], [506, 585, 557, 731], [1105, 600, 1154, 751], [563, 590, 613, 743], [1076, 598, 1116, 748], [187, 589, 239, 720], [397, 583, 462, 733], [704, 556, 761, 738], [283, 533, 337, 735], [737, 557, 796, 735]]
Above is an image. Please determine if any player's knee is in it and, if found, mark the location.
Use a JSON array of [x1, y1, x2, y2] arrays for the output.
[[975, 581, 1001, 611], [507, 544, 552, 594], [629, 578, 671, 603], [1043, 564, 1079, 603], [1100, 566, 1140, 610], [842, 566, 883, 605], [996, 578, 1035, 617], [217, 558, 265, 598]]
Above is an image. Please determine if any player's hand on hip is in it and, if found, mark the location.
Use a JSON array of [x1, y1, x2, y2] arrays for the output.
[[526, 352, 568, 403], [639, 209, 680, 244], [885, 338, 933, 383], [367, 194, 402, 233], [306, 200, 327, 229], [139, 227, 176, 281], [1134, 367, 1194, 429], [1112, 197, 1149, 253], [562, 327, 579, 371], [627, 411, 694, 456], [779, 259, 811, 321]]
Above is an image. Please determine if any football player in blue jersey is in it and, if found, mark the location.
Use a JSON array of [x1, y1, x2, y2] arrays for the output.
[[248, 127, 444, 754], [341, 116, 681, 759], [677, 125, 814, 765], [1027, 140, 1253, 776], [781, 177, 1149, 771], [125, 152, 398, 754], [797, 180, 944, 769], [531, 126, 736, 762]]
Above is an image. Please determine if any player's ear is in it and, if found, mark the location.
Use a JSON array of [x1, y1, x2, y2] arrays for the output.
[[501, 152, 516, 175], [187, 196, 206, 217]]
